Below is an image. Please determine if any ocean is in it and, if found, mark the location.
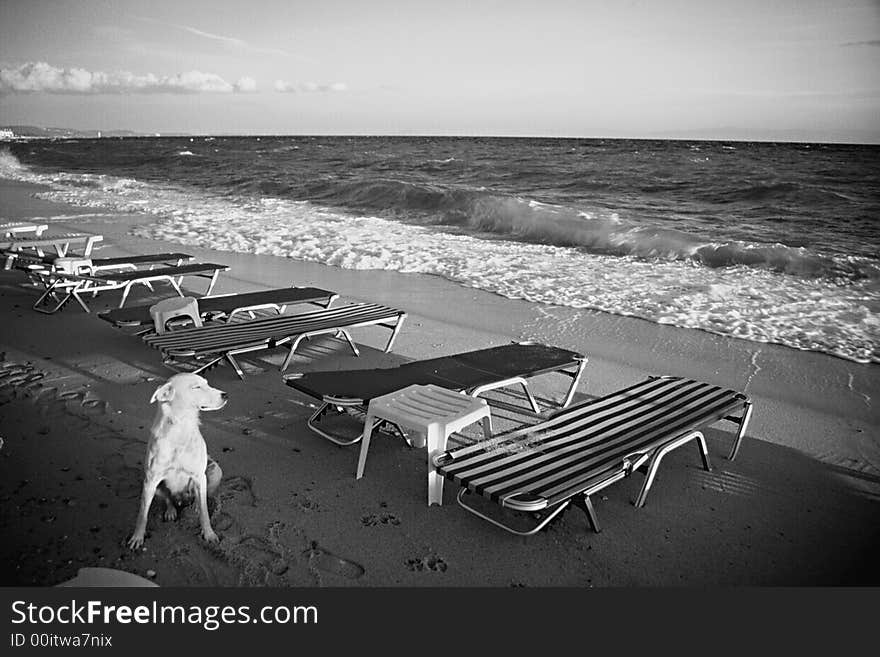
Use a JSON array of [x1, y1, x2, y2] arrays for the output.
[[1, 136, 878, 363]]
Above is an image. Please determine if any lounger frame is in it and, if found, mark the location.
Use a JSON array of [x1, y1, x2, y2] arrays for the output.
[[435, 375, 753, 536]]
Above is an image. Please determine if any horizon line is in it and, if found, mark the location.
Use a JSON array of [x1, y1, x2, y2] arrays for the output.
[[2, 126, 878, 147]]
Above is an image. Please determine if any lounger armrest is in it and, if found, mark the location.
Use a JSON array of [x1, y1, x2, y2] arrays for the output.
[[499, 491, 549, 512], [322, 394, 366, 407]]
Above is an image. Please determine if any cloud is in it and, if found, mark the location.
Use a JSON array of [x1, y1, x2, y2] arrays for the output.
[[134, 16, 308, 60], [274, 80, 347, 93], [176, 25, 247, 49], [0, 62, 251, 94], [234, 77, 258, 93]]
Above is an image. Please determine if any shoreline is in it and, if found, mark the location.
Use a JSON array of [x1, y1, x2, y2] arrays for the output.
[[1, 178, 878, 586]]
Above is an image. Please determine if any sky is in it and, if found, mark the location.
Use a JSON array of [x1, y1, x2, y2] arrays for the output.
[[0, 0, 878, 142]]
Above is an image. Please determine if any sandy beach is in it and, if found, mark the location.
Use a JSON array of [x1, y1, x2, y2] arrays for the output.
[[1, 178, 878, 587]]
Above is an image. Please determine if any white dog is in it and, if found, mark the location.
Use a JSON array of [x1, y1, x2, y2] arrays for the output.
[[128, 373, 227, 549]]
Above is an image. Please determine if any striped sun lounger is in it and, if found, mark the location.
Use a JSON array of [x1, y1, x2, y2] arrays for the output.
[[30, 262, 229, 314], [143, 302, 407, 379], [433, 375, 753, 535]]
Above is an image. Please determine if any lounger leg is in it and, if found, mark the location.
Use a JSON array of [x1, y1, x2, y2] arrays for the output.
[[562, 357, 589, 408], [634, 431, 706, 508], [70, 287, 91, 313], [337, 329, 360, 356], [481, 415, 493, 440], [355, 411, 376, 479], [384, 314, 406, 352], [572, 495, 601, 533], [696, 432, 712, 471], [427, 425, 445, 506], [727, 401, 753, 461], [470, 377, 539, 414], [205, 269, 221, 295], [519, 381, 540, 414], [119, 282, 134, 308], [188, 355, 224, 376], [281, 335, 306, 371], [307, 403, 367, 446], [225, 354, 245, 380], [33, 280, 72, 314]]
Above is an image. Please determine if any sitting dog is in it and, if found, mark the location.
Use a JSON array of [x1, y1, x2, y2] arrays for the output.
[[128, 373, 227, 549]]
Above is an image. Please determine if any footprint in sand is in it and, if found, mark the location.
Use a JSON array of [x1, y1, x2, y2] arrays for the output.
[[405, 554, 448, 573], [293, 494, 321, 513], [18, 372, 46, 393], [57, 390, 88, 407], [302, 541, 364, 580], [210, 512, 240, 536], [219, 475, 257, 507], [0, 357, 113, 419], [233, 535, 289, 576], [361, 513, 401, 527], [81, 398, 109, 415]]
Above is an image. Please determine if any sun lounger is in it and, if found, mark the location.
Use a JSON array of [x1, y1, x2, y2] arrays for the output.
[[98, 286, 340, 329], [78, 252, 193, 272], [6, 250, 192, 273], [1, 232, 103, 258], [30, 262, 229, 314], [1, 222, 48, 237], [433, 375, 753, 535], [283, 342, 588, 445], [143, 302, 407, 379]]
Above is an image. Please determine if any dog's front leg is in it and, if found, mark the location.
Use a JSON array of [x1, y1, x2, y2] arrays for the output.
[[194, 471, 219, 544], [128, 477, 161, 549]]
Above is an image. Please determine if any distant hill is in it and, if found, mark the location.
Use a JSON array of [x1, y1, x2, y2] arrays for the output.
[[1, 125, 145, 138]]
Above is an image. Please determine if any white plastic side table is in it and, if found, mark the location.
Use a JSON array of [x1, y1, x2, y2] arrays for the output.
[[356, 384, 492, 506], [149, 296, 202, 334]]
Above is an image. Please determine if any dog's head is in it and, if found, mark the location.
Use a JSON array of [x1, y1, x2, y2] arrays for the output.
[[150, 373, 228, 413]]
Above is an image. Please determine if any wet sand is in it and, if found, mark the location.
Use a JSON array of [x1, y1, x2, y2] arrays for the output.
[[1, 179, 878, 586]]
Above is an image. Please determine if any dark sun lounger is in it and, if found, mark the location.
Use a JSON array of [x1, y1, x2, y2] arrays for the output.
[[9, 251, 192, 270], [283, 342, 588, 445], [30, 262, 229, 314], [98, 286, 340, 329], [434, 375, 753, 535], [144, 302, 407, 379]]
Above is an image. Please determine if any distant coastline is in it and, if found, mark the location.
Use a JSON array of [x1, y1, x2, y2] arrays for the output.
[[0, 125, 158, 139]]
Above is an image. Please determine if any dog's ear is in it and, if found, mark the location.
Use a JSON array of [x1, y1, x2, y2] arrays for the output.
[[150, 381, 176, 404]]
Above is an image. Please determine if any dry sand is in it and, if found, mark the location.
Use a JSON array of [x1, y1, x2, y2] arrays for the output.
[[1, 179, 878, 586]]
